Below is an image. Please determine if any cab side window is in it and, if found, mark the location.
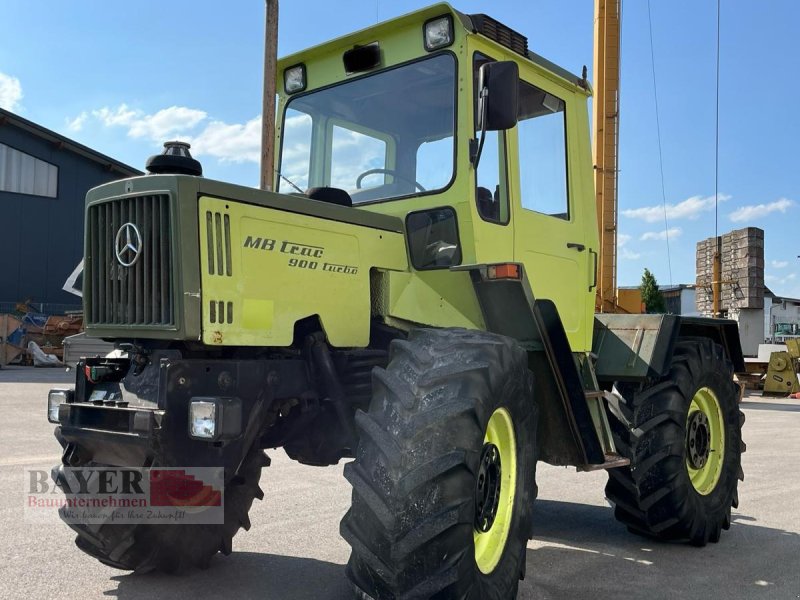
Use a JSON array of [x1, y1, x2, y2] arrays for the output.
[[473, 53, 509, 224], [517, 81, 569, 219]]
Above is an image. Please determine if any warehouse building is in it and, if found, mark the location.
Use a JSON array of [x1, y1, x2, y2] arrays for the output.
[[766, 290, 800, 343], [0, 107, 141, 314]]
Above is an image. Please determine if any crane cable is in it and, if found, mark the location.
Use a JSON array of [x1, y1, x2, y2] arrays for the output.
[[715, 0, 721, 242], [646, 0, 673, 287]]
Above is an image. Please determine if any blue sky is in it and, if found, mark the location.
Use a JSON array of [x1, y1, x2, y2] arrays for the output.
[[1, 1, 798, 296]]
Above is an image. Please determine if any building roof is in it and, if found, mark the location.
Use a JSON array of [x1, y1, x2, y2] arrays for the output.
[[0, 107, 142, 177], [618, 283, 696, 292]]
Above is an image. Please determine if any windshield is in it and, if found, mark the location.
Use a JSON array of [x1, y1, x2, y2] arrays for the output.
[[278, 53, 456, 204]]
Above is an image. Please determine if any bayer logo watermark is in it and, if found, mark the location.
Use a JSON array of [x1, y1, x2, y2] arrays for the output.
[[24, 466, 224, 525]]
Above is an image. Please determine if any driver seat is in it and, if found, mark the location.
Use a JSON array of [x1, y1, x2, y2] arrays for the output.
[[306, 187, 353, 207]]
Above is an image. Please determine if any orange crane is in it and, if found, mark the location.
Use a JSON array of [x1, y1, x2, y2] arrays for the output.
[[593, 1, 726, 317], [593, 0, 622, 313]]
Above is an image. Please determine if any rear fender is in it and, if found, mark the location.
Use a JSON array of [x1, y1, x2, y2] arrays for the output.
[[592, 314, 744, 383]]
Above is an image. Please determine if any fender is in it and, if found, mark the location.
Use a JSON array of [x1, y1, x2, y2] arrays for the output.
[[454, 263, 605, 467], [592, 313, 745, 382]]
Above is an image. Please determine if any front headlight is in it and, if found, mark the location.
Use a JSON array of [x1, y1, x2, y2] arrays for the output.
[[189, 400, 218, 439], [189, 397, 242, 442], [48, 389, 73, 424]]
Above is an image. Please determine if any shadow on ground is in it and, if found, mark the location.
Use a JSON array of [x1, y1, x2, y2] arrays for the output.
[[0, 365, 73, 384], [107, 552, 350, 600], [104, 500, 799, 599], [522, 500, 800, 600], [740, 399, 800, 412]]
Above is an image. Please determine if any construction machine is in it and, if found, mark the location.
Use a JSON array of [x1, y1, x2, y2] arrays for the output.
[[47, 4, 746, 598]]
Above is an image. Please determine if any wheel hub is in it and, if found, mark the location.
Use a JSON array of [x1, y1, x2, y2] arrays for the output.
[[686, 410, 711, 469], [475, 442, 502, 532]]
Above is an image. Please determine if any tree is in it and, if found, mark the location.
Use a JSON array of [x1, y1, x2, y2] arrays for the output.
[[640, 268, 666, 313]]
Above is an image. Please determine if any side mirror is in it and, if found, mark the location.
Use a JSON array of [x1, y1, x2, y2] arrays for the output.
[[478, 61, 519, 131]]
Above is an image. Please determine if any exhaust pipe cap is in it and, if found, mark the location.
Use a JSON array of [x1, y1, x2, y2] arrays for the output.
[[146, 141, 203, 176]]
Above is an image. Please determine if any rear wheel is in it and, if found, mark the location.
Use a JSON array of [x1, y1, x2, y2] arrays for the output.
[[605, 338, 745, 545], [341, 328, 538, 599]]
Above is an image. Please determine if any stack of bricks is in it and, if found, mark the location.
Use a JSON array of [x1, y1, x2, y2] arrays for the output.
[[696, 227, 764, 316]]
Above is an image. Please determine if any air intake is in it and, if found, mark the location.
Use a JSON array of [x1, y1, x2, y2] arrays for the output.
[[468, 14, 528, 57]]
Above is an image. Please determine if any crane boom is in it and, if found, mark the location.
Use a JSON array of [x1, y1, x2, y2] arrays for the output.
[[593, 0, 621, 312]]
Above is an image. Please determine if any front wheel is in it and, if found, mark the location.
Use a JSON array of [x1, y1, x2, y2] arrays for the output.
[[605, 338, 745, 545], [341, 328, 538, 599], [55, 445, 269, 572]]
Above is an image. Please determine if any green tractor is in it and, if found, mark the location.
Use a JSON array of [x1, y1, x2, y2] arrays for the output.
[[48, 4, 745, 598]]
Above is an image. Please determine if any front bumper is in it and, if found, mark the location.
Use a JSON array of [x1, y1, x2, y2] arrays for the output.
[[54, 354, 310, 476]]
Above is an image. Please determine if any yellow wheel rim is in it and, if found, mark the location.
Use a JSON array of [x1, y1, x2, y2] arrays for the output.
[[686, 387, 725, 495], [474, 407, 517, 575]]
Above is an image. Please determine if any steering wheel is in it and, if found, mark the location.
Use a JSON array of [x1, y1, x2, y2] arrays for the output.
[[355, 168, 426, 192]]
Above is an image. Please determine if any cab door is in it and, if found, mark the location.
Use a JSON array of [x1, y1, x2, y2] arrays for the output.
[[510, 74, 593, 351]]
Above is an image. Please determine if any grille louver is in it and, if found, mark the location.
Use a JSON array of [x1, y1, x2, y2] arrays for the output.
[[469, 14, 529, 57], [87, 194, 174, 326], [206, 210, 232, 276], [209, 300, 234, 324]]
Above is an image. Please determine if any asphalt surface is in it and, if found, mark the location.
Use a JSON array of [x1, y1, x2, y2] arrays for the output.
[[0, 365, 798, 599]]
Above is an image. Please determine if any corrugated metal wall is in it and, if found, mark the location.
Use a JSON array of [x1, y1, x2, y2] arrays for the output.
[[0, 123, 135, 314], [0, 142, 58, 197]]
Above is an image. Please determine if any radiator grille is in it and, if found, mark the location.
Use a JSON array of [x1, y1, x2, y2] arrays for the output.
[[87, 194, 174, 326]]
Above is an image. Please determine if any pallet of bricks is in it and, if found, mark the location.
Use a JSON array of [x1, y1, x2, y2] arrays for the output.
[[696, 227, 764, 315]]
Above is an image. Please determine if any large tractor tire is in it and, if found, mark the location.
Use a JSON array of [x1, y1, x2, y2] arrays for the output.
[[54, 445, 269, 573], [605, 338, 745, 545], [341, 328, 538, 599]]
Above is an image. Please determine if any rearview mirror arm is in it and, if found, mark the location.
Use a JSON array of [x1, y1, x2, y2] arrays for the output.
[[470, 87, 489, 169]]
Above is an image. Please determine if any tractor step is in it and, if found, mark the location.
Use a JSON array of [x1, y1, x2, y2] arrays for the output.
[[576, 453, 630, 472]]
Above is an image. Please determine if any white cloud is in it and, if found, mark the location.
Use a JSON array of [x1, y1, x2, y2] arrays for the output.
[[620, 247, 641, 260], [92, 104, 207, 143], [617, 234, 641, 259], [622, 194, 730, 223], [190, 116, 261, 164], [93, 104, 140, 127], [729, 198, 793, 222], [87, 103, 259, 163], [65, 111, 88, 132], [128, 106, 207, 141], [640, 227, 682, 241], [0, 72, 23, 112], [772, 260, 789, 269], [767, 272, 797, 286]]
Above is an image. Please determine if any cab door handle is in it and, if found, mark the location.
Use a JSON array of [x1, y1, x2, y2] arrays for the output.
[[566, 242, 586, 252]]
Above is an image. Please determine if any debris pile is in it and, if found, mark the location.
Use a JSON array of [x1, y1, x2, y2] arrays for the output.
[[0, 304, 83, 368]]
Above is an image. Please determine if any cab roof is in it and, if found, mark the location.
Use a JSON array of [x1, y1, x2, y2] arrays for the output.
[[277, 3, 588, 92]]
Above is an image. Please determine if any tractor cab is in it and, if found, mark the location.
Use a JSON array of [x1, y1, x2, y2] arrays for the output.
[[275, 3, 598, 351]]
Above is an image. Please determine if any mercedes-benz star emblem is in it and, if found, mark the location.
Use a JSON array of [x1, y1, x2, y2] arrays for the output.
[[115, 223, 143, 267]]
